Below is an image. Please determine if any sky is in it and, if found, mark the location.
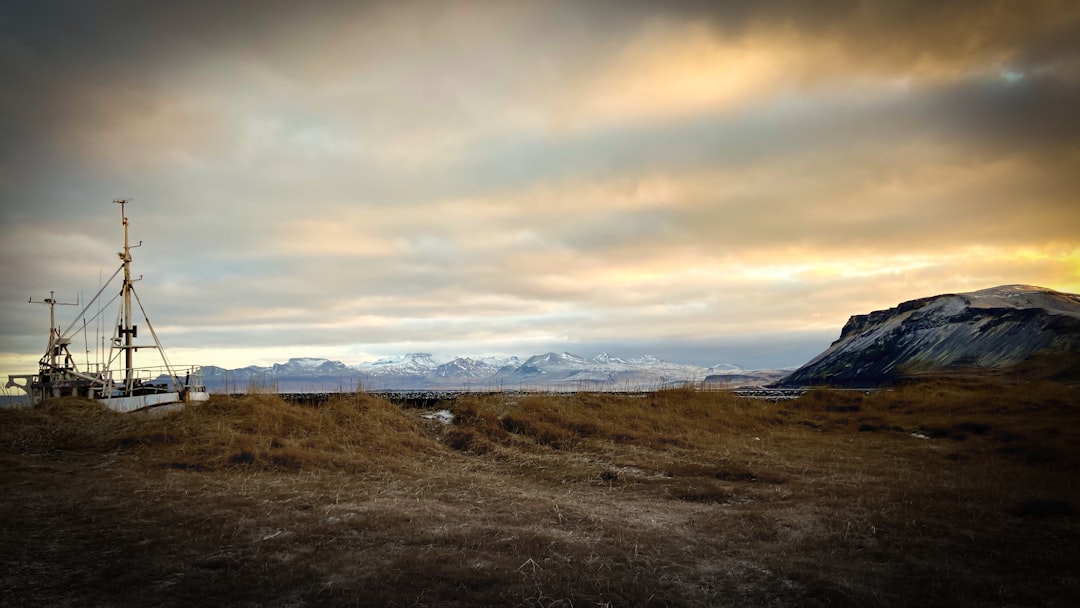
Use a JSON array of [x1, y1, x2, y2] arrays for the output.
[[2, 0, 1079, 382]]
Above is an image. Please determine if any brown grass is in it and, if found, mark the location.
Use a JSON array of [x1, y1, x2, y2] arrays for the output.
[[2, 381, 1078, 607], [121, 392, 443, 472]]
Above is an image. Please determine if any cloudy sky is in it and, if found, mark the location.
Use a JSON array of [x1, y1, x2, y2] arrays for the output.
[[2, 0, 1078, 381]]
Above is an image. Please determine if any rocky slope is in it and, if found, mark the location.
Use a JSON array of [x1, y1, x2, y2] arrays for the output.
[[779, 285, 1080, 387]]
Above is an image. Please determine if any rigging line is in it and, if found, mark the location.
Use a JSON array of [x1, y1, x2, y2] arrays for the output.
[[59, 264, 122, 338], [131, 285, 180, 392], [83, 316, 90, 369], [62, 290, 122, 342], [97, 269, 102, 371]]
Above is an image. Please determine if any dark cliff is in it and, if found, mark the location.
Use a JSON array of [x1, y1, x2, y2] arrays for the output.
[[779, 285, 1080, 387]]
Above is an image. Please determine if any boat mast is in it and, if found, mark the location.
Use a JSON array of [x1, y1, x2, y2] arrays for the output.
[[30, 291, 77, 368], [115, 199, 140, 389]]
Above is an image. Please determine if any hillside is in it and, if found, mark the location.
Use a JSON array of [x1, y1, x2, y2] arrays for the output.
[[780, 285, 1080, 387]]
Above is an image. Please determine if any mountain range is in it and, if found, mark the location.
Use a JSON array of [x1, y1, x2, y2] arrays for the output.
[[195, 284, 1079, 392], [199, 352, 790, 392], [779, 285, 1080, 387]]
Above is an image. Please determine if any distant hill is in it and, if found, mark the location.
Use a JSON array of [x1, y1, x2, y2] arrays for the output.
[[779, 285, 1080, 387], [197, 352, 788, 392]]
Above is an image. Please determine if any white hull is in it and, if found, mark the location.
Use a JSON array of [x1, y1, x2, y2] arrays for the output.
[[97, 390, 209, 413]]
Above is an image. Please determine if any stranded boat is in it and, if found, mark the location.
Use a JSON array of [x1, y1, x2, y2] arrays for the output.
[[5, 199, 209, 411]]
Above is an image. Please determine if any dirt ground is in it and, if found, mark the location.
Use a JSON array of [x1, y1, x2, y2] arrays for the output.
[[2, 385, 1078, 607]]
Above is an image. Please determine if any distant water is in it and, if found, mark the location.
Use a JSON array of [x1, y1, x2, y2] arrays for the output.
[[0, 394, 32, 408]]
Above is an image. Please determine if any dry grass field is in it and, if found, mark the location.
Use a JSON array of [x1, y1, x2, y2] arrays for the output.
[[2, 380, 1078, 607]]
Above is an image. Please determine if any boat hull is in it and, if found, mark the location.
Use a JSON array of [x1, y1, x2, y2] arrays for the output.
[[100, 392, 182, 412]]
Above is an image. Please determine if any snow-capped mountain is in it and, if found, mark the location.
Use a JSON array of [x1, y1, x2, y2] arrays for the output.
[[489, 352, 775, 390], [700, 362, 790, 386], [355, 353, 440, 376], [272, 358, 351, 375], [511, 352, 590, 375], [202, 358, 345, 380], [591, 353, 627, 365], [198, 357, 362, 392], [432, 357, 503, 379], [779, 284, 1080, 387], [705, 363, 745, 374], [198, 352, 783, 392]]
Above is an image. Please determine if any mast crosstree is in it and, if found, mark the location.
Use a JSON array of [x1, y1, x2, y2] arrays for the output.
[[30, 291, 78, 371]]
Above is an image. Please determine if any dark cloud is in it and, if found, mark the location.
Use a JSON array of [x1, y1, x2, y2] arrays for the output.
[[1, 1, 361, 178], [439, 73, 1080, 254], [597, 0, 1080, 71], [5, 0, 1077, 204], [927, 74, 1080, 153]]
